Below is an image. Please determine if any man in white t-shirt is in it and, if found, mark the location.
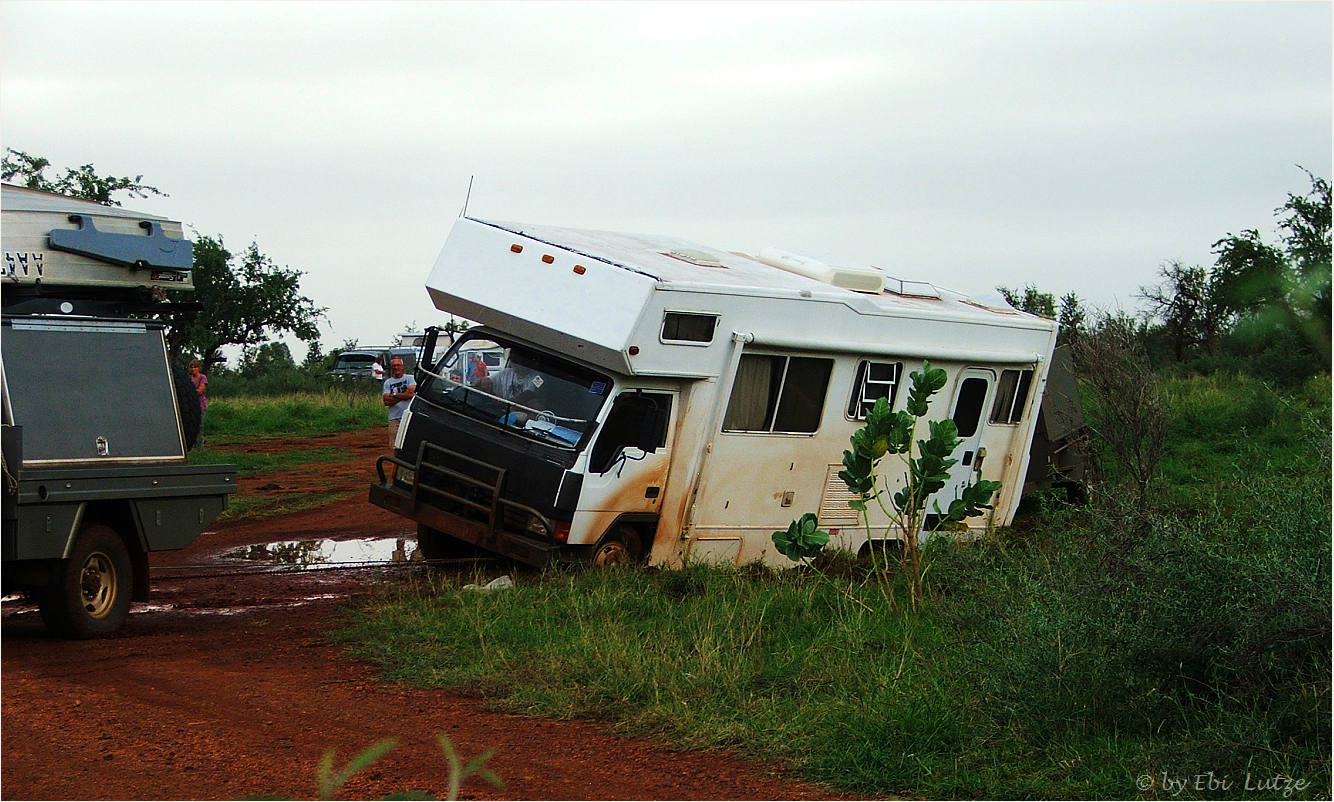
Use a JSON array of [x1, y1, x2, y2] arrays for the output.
[[381, 357, 416, 446]]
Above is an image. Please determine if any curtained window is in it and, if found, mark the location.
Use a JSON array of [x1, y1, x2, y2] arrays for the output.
[[723, 354, 832, 434]]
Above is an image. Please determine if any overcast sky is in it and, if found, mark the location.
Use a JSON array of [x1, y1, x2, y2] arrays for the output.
[[3, 1, 1330, 360]]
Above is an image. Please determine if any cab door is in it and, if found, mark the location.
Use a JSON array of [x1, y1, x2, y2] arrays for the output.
[[576, 390, 677, 518]]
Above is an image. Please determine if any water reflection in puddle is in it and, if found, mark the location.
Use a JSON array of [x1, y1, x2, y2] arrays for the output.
[[223, 537, 424, 569]]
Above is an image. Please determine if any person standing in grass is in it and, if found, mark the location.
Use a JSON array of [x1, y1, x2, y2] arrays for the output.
[[382, 357, 416, 446], [189, 360, 208, 447]]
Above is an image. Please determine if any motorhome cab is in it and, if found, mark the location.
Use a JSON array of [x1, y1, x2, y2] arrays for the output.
[[369, 218, 1058, 568]]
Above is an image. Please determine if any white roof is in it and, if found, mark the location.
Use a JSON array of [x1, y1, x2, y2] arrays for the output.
[[480, 219, 1024, 321]]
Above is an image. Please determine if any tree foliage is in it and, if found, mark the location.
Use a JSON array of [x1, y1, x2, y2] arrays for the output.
[[1143, 169, 1331, 369], [1000, 284, 1087, 345], [1056, 291, 1086, 346], [2, 148, 165, 206], [1139, 260, 1222, 361], [998, 284, 1056, 319], [167, 236, 325, 373], [1070, 313, 1167, 517]]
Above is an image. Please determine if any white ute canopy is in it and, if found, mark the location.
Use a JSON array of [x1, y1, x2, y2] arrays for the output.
[[425, 217, 1055, 379]]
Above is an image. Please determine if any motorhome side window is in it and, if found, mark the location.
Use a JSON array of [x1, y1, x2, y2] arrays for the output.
[[847, 360, 903, 419], [990, 368, 1034, 425], [722, 354, 833, 434], [661, 312, 717, 344]]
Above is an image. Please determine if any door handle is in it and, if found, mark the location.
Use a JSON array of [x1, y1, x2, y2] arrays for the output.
[[645, 486, 660, 499]]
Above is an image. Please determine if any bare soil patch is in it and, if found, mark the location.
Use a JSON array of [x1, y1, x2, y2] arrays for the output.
[[2, 429, 851, 801]]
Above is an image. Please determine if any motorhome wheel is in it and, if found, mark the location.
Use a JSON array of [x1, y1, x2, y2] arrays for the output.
[[37, 524, 133, 639], [592, 527, 643, 567]]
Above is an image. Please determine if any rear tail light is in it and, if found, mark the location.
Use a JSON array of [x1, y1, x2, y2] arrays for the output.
[[553, 521, 570, 543]]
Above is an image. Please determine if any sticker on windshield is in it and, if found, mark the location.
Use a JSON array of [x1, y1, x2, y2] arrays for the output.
[[531, 375, 544, 389], [589, 381, 607, 395]]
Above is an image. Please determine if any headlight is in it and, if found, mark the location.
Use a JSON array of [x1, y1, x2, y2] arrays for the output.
[[397, 467, 416, 487]]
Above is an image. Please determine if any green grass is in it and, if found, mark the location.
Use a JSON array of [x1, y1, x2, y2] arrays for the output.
[[201, 390, 385, 438], [331, 372, 1332, 799]]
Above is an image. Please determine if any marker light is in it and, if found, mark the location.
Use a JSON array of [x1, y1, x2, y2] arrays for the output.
[[511, 244, 523, 253], [542, 254, 555, 264], [573, 265, 587, 275]]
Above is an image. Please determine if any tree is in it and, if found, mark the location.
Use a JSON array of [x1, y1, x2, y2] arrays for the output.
[[167, 236, 325, 373], [1057, 291, 1087, 346], [2, 148, 165, 206], [1138, 260, 1222, 361], [1211, 169, 1331, 362], [237, 341, 297, 378], [1000, 284, 1085, 345], [836, 363, 1000, 609], [1070, 313, 1166, 519], [302, 340, 328, 371], [998, 284, 1057, 319]]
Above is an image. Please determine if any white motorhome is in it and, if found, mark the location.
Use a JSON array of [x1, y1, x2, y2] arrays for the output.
[[369, 218, 1058, 568]]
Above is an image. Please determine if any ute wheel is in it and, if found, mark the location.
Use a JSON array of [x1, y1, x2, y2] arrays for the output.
[[416, 525, 479, 561], [592, 527, 643, 567], [38, 524, 133, 639], [172, 363, 203, 450]]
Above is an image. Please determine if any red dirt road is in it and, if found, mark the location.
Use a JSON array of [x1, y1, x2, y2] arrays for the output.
[[1, 430, 853, 801]]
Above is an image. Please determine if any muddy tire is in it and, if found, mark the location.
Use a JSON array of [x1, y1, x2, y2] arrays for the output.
[[415, 525, 479, 561], [38, 524, 133, 639], [172, 363, 203, 451], [592, 527, 643, 567]]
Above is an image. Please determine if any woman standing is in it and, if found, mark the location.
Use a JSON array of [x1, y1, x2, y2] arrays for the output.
[[189, 360, 208, 447]]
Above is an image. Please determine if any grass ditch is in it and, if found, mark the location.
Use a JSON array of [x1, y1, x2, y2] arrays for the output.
[[333, 371, 1331, 799]]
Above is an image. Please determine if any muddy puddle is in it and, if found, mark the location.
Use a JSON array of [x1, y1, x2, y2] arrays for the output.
[[222, 536, 425, 569]]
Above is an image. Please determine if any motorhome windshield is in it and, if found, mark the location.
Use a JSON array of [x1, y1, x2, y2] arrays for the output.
[[419, 335, 612, 448]]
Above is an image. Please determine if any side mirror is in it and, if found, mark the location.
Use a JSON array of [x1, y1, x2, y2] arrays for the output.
[[420, 327, 441, 372]]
